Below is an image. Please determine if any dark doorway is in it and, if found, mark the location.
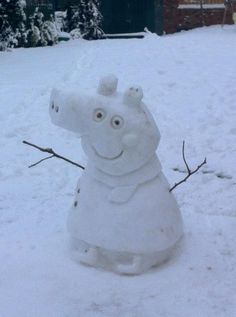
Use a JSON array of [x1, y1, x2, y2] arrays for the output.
[[101, 0, 159, 34]]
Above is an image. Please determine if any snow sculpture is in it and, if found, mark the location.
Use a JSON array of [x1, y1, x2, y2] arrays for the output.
[[49, 75, 183, 275]]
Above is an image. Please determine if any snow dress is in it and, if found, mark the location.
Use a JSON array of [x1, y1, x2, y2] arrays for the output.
[[68, 155, 183, 254]]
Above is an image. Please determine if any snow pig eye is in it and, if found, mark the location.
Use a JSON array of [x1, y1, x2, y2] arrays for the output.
[[93, 109, 106, 122], [111, 116, 124, 129]]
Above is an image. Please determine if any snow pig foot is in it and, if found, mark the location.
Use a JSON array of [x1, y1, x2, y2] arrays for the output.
[[115, 248, 173, 275], [70, 238, 98, 266], [70, 238, 175, 274], [79, 247, 98, 266], [116, 255, 147, 275]]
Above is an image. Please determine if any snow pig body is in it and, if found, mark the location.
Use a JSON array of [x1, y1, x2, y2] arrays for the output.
[[50, 75, 183, 274]]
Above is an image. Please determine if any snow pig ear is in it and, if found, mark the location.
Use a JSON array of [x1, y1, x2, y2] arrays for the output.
[[97, 74, 118, 96], [123, 86, 143, 107]]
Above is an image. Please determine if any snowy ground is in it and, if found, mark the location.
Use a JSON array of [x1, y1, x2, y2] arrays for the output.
[[0, 26, 236, 317]]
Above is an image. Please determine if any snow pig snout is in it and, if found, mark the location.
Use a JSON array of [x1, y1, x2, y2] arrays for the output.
[[49, 88, 90, 135]]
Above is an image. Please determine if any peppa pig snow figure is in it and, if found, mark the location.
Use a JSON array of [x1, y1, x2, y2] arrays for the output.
[[49, 75, 183, 275]]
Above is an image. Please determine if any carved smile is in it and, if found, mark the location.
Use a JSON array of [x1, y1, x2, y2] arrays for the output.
[[92, 146, 123, 160]]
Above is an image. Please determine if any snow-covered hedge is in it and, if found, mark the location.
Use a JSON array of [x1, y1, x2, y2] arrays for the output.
[[66, 0, 103, 40], [0, 2, 58, 50], [0, 0, 103, 51]]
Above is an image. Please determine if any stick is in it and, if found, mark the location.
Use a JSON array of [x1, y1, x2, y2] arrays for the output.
[[23, 140, 206, 192], [169, 141, 207, 192], [29, 155, 55, 168], [22, 140, 85, 170], [182, 141, 190, 174]]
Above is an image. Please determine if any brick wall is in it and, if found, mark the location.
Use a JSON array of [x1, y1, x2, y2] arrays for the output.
[[163, 0, 179, 34], [164, 0, 234, 34], [179, 0, 224, 3]]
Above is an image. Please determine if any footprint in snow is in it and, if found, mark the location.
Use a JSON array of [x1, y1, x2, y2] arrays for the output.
[[172, 168, 233, 180], [215, 172, 232, 180]]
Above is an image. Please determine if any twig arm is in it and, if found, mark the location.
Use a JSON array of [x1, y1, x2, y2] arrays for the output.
[[22, 140, 85, 170], [169, 141, 207, 192], [29, 155, 55, 168], [23, 140, 206, 192], [182, 141, 191, 174], [169, 158, 207, 192], [22, 141, 54, 153]]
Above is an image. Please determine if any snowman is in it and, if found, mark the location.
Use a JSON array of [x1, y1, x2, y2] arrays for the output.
[[50, 75, 183, 275]]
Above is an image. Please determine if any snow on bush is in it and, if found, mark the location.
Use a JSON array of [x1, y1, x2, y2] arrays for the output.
[[26, 24, 40, 47], [70, 28, 82, 39], [0, 0, 103, 50], [66, 0, 103, 40], [27, 8, 58, 47], [55, 11, 67, 33], [0, 3, 59, 50], [0, 0, 26, 50], [40, 20, 58, 46]]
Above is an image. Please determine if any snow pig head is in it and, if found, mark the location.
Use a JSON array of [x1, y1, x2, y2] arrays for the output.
[[50, 75, 160, 176]]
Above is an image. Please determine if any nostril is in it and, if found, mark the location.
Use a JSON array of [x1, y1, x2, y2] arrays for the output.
[[55, 106, 59, 113], [51, 103, 54, 110]]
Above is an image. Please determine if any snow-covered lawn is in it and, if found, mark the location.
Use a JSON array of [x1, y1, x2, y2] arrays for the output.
[[0, 26, 236, 317]]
